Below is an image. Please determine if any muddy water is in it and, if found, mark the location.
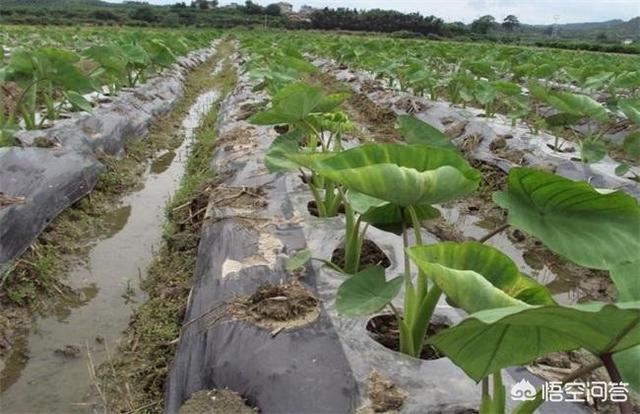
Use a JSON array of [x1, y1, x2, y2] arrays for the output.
[[0, 90, 220, 413]]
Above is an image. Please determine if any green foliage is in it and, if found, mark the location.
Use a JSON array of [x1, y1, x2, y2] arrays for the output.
[[408, 242, 555, 313], [396, 115, 456, 149], [335, 266, 403, 316], [494, 168, 640, 271], [428, 302, 640, 382], [312, 143, 480, 207]]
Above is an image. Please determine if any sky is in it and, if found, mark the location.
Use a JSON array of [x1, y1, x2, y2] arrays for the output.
[[105, 0, 640, 25]]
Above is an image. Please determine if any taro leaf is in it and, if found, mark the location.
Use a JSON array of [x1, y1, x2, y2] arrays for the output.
[[615, 346, 640, 391], [428, 301, 640, 382], [348, 191, 440, 235], [580, 137, 606, 164], [615, 71, 640, 89], [610, 260, 640, 391], [527, 81, 549, 102], [544, 113, 582, 127], [610, 261, 640, 303], [314, 143, 481, 207], [491, 80, 521, 96], [64, 91, 92, 113], [396, 115, 456, 150], [619, 99, 640, 126], [249, 82, 324, 125], [336, 266, 403, 316], [474, 81, 497, 105], [264, 130, 304, 172], [622, 131, 640, 158], [545, 92, 608, 123], [121, 43, 149, 66], [493, 168, 640, 270], [314, 92, 349, 113], [286, 249, 311, 272], [407, 242, 554, 314], [615, 163, 631, 176]]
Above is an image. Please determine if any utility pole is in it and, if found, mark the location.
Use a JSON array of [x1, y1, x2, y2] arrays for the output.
[[552, 14, 559, 37]]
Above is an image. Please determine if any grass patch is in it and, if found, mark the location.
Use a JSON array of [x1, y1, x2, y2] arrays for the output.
[[95, 42, 237, 413]]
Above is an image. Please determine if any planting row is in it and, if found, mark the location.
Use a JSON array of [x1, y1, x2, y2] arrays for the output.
[[165, 38, 639, 413], [0, 26, 220, 144], [240, 32, 640, 175], [0, 38, 221, 275]]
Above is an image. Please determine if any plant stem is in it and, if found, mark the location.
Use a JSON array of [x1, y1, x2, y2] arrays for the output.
[[477, 224, 510, 244], [401, 219, 417, 356], [600, 353, 633, 414]]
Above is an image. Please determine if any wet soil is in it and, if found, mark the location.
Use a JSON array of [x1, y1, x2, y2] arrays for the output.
[[179, 389, 258, 414], [331, 239, 392, 270], [366, 314, 448, 361]]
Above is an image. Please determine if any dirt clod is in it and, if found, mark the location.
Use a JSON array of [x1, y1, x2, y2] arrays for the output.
[[394, 97, 427, 114], [54, 344, 81, 358], [367, 370, 407, 413], [233, 281, 319, 331]]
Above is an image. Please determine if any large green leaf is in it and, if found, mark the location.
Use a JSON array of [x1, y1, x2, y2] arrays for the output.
[[545, 92, 608, 123], [314, 143, 481, 207], [65, 91, 92, 113], [314, 92, 350, 113], [493, 168, 640, 270], [428, 302, 640, 382], [408, 242, 554, 314], [249, 82, 324, 125], [396, 115, 456, 149], [580, 137, 606, 164], [264, 130, 305, 172], [348, 191, 440, 234], [610, 260, 640, 391], [622, 131, 640, 158], [619, 99, 640, 126], [336, 266, 403, 316]]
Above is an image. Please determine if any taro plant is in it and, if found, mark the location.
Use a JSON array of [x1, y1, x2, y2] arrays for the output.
[[251, 82, 350, 218], [530, 87, 612, 164], [407, 241, 555, 413], [308, 143, 482, 356], [4, 47, 94, 129], [410, 168, 640, 414]]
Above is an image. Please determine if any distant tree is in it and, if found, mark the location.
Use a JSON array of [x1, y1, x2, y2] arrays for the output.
[[449, 21, 468, 35], [596, 32, 608, 42], [130, 6, 158, 22], [171, 2, 187, 9], [243, 1, 263, 14], [264, 3, 281, 16], [92, 10, 120, 21], [470, 15, 496, 34], [162, 13, 180, 26], [502, 14, 520, 31]]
